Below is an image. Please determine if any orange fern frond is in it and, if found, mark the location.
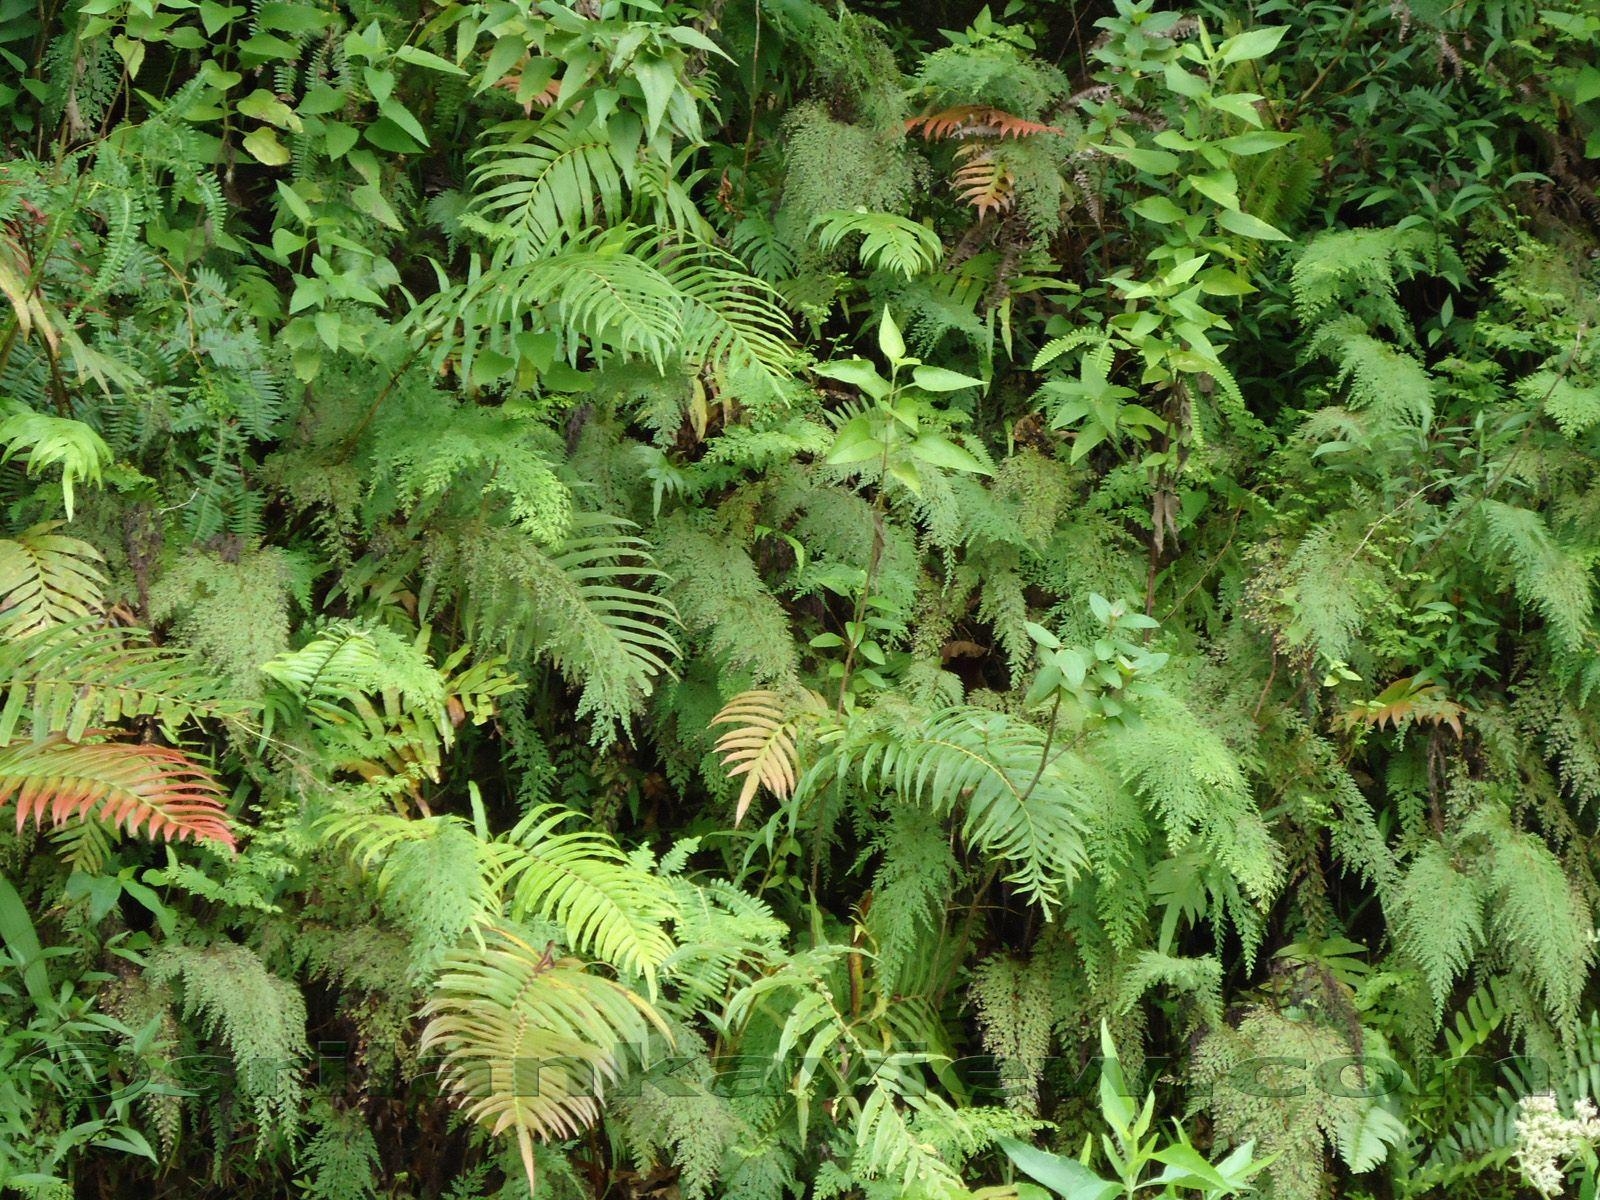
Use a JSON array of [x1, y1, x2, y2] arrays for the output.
[[1337, 676, 1464, 737], [709, 689, 826, 825], [0, 738, 236, 850], [906, 105, 1062, 142], [951, 148, 1016, 217]]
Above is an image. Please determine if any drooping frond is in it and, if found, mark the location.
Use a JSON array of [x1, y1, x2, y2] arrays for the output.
[[453, 514, 680, 743], [420, 925, 671, 1186], [0, 737, 236, 849], [469, 111, 640, 248], [1388, 840, 1484, 1019], [710, 689, 826, 825], [871, 707, 1101, 910], [0, 523, 106, 636], [0, 623, 252, 743], [494, 806, 679, 989], [810, 210, 944, 280], [905, 106, 1062, 141]]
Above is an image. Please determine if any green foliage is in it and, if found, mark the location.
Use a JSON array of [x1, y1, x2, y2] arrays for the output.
[[6, 0, 1600, 1198]]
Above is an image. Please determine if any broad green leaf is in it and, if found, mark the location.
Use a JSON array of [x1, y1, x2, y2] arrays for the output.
[[297, 83, 345, 115], [1575, 66, 1600, 105], [912, 365, 986, 392], [633, 54, 677, 141], [908, 433, 989, 475], [378, 98, 428, 145], [255, 1, 332, 34], [1216, 129, 1298, 155], [826, 417, 884, 465], [814, 358, 891, 400], [365, 117, 425, 153], [322, 120, 358, 159], [396, 43, 467, 75], [1186, 169, 1239, 210], [1132, 195, 1187, 223], [241, 126, 290, 165], [239, 89, 301, 130], [1217, 207, 1289, 241], [997, 1138, 1119, 1200], [1219, 26, 1287, 64], [1103, 145, 1181, 175], [878, 307, 906, 364]]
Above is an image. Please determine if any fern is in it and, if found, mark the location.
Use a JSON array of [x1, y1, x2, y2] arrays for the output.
[[420, 925, 670, 1188], [1388, 840, 1486, 1020], [0, 523, 105, 636], [1477, 499, 1594, 659], [869, 706, 1102, 911], [0, 405, 112, 519], [0, 737, 235, 849], [810, 210, 943, 280], [709, 688, 825, 825], [494, 806, 679, 991], [145, 941, 308, 1137]]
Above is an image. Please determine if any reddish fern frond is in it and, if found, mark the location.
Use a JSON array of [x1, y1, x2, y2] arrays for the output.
[[0, 738, 236, 850], [1337, 676, 1464, 737], [906, 105, 1062, 142], [951, 148, 1016, 217]]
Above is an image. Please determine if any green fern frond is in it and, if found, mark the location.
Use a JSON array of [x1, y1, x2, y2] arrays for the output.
[[0, 523, 106, 637], [1388, 840, 1485, 1020], [810, 210, 943, 280], [870, 706, 1101, 911], [494, 806, 679, 991], [0, 623, 251, 744]]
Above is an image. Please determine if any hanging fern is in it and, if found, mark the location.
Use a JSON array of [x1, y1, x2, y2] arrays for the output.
[[420, 925, 671, 1188]]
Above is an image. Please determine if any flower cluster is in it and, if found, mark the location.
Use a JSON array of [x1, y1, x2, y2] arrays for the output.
[[1515, 1093, 1600, 1197]]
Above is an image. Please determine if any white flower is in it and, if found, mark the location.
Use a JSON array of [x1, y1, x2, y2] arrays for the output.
[[1515, 1093, 1600, 1197]]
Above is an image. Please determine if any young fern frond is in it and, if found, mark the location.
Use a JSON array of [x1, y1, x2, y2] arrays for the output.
[[710, 689, 827, 825], [420, 925, 671, 1189], [0, 406, 112, 519], [0, 523, 106, 636], [0, 737, 236, 849], [494, 806, 679, 991]]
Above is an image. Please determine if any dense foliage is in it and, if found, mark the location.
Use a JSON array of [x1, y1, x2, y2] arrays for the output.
[[3, 0, 1600, 1196]]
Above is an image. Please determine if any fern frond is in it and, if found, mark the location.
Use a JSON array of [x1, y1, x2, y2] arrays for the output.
[[0, 523, 106, 636], [0, 623, 252, 743], [0, 405, 112, 519], [950, 147, 1015, 218], [710, 689, 826, 825], [906, 106, 1061, 141], [494, 806, 679, 990], [872, 707, 1099, 910], [420, 925, 670, 1187], [1389, 840, 1485, 1020], [0, 737, 236, 849], [810, 210, 944, 280], [469, 112, 638, 248]]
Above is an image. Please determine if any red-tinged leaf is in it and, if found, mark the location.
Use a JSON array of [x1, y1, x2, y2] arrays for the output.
[[906, 105, 1062, 141], [0, 738, 236, 850]]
